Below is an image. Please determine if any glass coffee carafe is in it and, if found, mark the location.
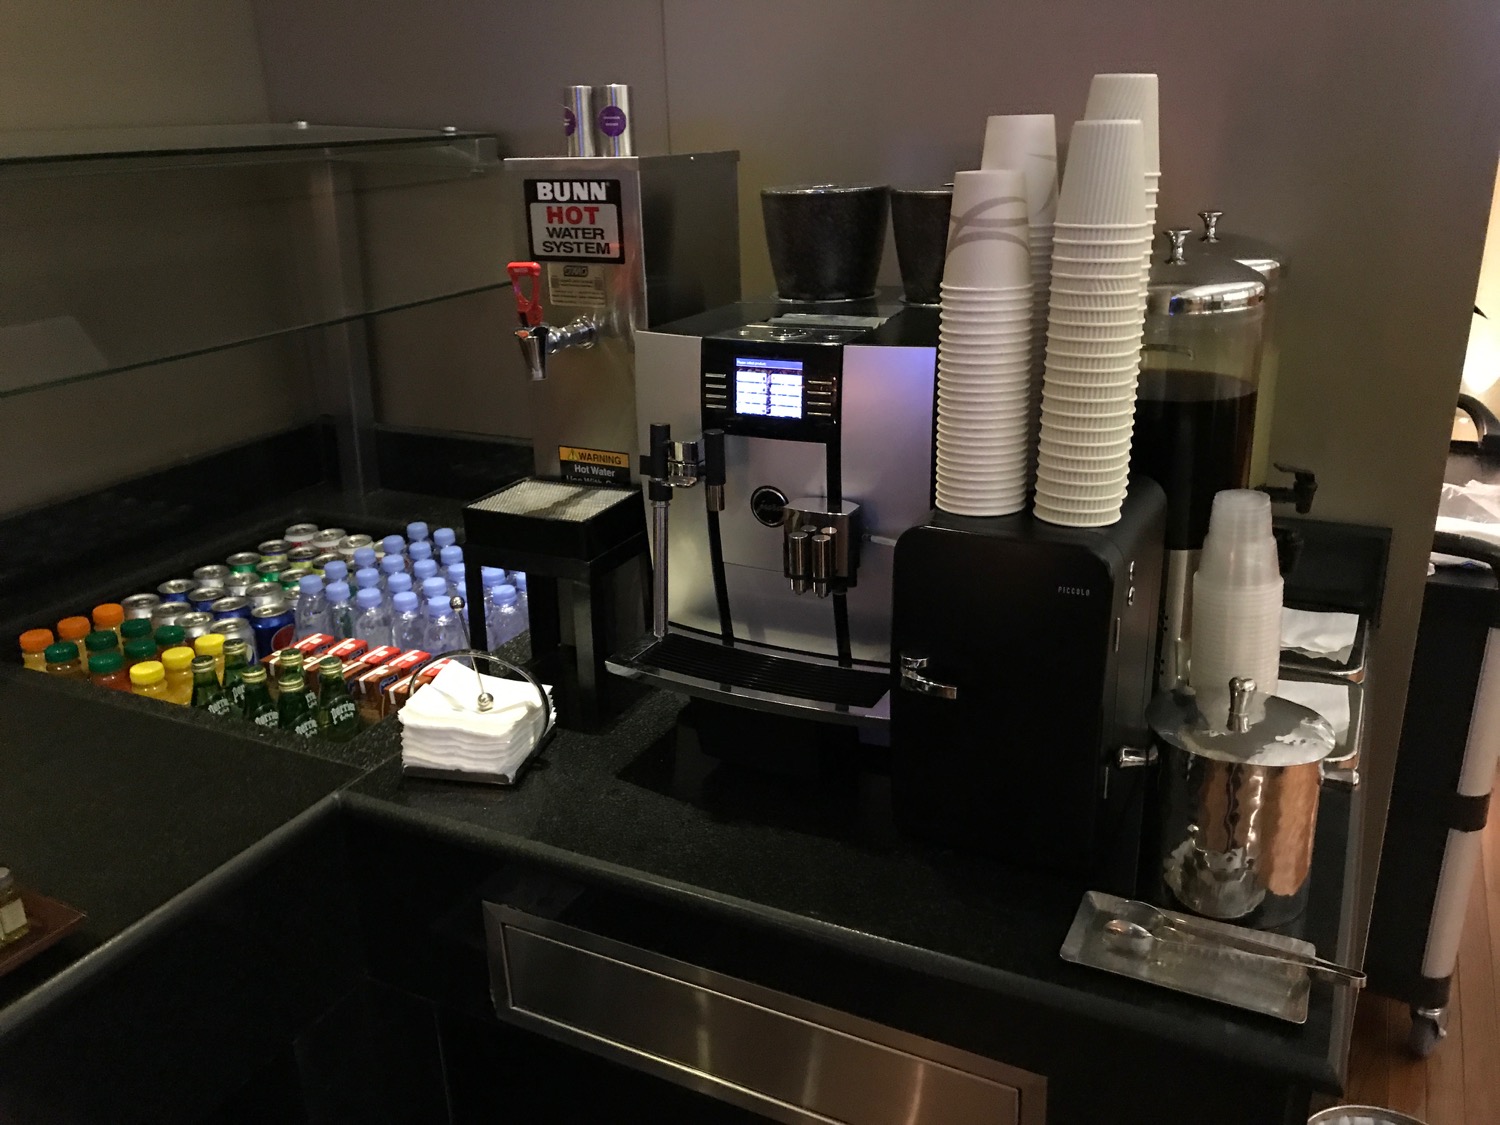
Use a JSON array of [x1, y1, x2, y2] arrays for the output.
[[1133, 229, 1268, 688]]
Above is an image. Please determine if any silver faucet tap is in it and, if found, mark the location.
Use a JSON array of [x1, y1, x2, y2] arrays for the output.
[[508, 260, 599, 381]]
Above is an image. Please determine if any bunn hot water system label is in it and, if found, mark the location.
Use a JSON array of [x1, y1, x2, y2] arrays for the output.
[[525, 179, 624, 264], [559, 445, 632, 486]]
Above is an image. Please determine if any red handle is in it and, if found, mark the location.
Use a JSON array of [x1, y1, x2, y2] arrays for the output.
[[507, 261, 543, 327]]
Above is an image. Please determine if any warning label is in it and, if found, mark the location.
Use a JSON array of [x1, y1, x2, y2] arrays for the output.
[[525, 178, 624, 264], [547, 263, 608, 309], [559, 445, 632, 486]]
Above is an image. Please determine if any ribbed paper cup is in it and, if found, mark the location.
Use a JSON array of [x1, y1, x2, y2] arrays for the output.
[[1048, 256, 1146, 278], [1051, 240, 1153, 262], [1053, 226, 1153, 244], [1035, 502, 1123, 528], [1044, 379, 1139, 402], [1039, 395, 1136, 420], [944, 170, 1031, 289], [1083, 73, 1160, 174], [1036, 464, 1130, 488], [1037, 457, 1131, 480], [1050, 274, 1147, 294], [939, 360, 1033, 379], [1048, 291, 1147, 312], [1035, 490, 1125, 514], [940, 384, 1036, 405], [1047, 306, 1147, 326], [1036, 479, 1129, 504], [1054, 119, 1146, 227]]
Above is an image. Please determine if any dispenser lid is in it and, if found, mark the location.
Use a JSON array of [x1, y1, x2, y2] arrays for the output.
[[1148, 678, 1336, 766], [1197, 210, 1284, 285], [1147, 229, 1267, 315]]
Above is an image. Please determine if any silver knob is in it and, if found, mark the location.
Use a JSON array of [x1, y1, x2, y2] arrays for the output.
[[1228, 676, 1256, 733], [1199, 210, 1223, 243], [899, 654, 958, 700], [1165, 228, 1191, 266]]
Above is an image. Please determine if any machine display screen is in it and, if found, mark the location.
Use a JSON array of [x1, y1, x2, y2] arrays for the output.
[[733, 356, 804, 419]]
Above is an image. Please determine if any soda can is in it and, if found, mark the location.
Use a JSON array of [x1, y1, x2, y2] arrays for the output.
[[280, 567, 312, 594], [192, 564, 232, 587], [150, 601, 188, 629], [189, 587, 225, 613], [287, 545, 320, 566], [258, 539, 292, 559], [122, 593, 161, 620], [311, 530, 343, 552], [225, 571, 254, 596], [246, 581, 286, 609], [310, 552, 341, 574], [250, 604, 297, 660], [336, 534, 373, 560], [210, 595, 252, 621], [157, 578, 196, 603], [176, 610, 215, 640], [254, 560, 283, 583], [210, 616, 256, 655], [226, 552, 261, 574], [284, 523, 320, 546]]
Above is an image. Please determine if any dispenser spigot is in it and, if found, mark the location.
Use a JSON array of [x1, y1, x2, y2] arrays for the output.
[[507, 261, 598, 381], [782, 501, 861, 597], [1258, 463, 1318, 514]]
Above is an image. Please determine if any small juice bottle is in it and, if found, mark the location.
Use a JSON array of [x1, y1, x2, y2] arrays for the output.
[[123, 637, 157, 670], [19, 629, 53, 671], [194, 632, 226, 683], [160, 646, 195, 705], [43, 642, 84, 679], [56, 616, 91, 655], [88, 651, 132, 692], [153, 625, 186, 653], [84, 630, 119, 664], [92, 603, 125, 641], [120, 618, 154, 652], [129, 660, 170, 702]]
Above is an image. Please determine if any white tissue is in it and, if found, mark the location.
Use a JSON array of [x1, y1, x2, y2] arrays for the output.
[[1280, 608, 1359, 664], [1276, 679, 1352, 748], [399, 662, 550, 781]]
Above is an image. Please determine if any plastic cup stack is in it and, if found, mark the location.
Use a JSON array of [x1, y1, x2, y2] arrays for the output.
[[981, 114, 1058, 468], [1189, 490, 1284, 726], [935, 168, 1034, 517], [1034, 118, 1150, 529], [1083, 73, 1159, 283]]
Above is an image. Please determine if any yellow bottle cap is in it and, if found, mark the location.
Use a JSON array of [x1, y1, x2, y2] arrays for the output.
[[130, 660, 165, 686], [20, 628, 54, 653], [93, 603, 125, 629], [161, 646, 196, 672], [194, 633, 225, 656], [57, 616, 91, 642]]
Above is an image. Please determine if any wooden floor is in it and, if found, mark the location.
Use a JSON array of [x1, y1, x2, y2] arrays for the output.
[[1339, 788, 1500, 1122]]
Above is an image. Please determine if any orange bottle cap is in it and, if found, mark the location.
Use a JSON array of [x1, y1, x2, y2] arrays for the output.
[[93, 603, 124, 628], [57, 616, 91, 641], [20, 628, 54, 653]]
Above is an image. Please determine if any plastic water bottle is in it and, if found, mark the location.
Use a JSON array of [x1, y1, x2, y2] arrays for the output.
[[481, 566, 507, 592], [412, 556, 437, 584], [420, 576, 449, 604], [425, 596, 466, 654], [352, 586, 392, 648], [387, 572, 413, 598], [487, 584, 523, 648], [381, 534, 406, 565], [293, 575, 329, 641], [353, 546, 377, 573], [447, 563, 467, 600], [323, 560, 349, 586], [325, 581, 355, 640], [433, 527, 457, 551], [439, 544, 464, 570], [391, 591, 424, 650], [379, 554, 405, 590], [406, 522, 429, 549], [407, 540, 432, 569], [513, 572, 529, 631], [354, 566, 382, 592]]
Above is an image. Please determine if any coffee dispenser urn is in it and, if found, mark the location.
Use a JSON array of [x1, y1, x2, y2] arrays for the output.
[[1133, 229, 1268, 689]]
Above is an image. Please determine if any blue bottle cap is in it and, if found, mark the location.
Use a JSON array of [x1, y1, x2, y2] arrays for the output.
[[382, 534, 405, 556], [387, 573, 413, 594], [298, 574, 323, 593], [491, 584, 518, 606], [514, 572, 527, 591], [406, 521, 429, 542], [353, 547, 377, 569], [408, 541, 433, 562], [356, 587, 384, 609], [421, 577, 449, 599], [448, 564, 466, 584], [380, 555, 405, 576], [481, 566, 506, 587], [427, 596, 451, 614], [413, 558, 438, 581], [433, 527, 456, 549], [325, 581, 351, 602], [393, 591, 418, 613], [323, 560, 348, 583], [355, 567, 382, 588], [439, 545, 463, 567]]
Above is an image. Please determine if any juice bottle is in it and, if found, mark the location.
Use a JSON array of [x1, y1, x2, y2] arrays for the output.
[[194, 632, 226, 682], [160, 646, 195, 705], [129, 660, 170, 701], [43, 642, 84, 679], [88, 651, 131, 692], [56, 616, 91, 655], [123, 637, 157, 670], [19, 629, 53, 671], [84, 630, 119, 663], [92, 603, 125, 641], [190, 655, 233, 717], [120, 618, 154, 651], [154, 624, 186, 652]]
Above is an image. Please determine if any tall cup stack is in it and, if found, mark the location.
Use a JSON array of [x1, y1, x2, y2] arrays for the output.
[[1034, 118, 1151, 528], [1083, 74, 1160, 283], [981, 115, 1058, 472], [1189, 490, 1283, 727], [933, 169, 1034, 517]]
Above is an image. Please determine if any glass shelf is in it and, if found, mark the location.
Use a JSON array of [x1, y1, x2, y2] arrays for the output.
[[0, 123, 506, 400]]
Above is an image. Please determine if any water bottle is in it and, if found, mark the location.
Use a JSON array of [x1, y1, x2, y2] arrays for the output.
[[354, 567, 382, 592], [433, 527, 457, 551], [293, 574, 329, 641], [513, 572, 529, 630], [387, 572, 413, 598], [426, 596, 466, 654], [439, 544, 464, 570], [325, 581, 355, 640], [420, 576, 449, 604], [352, 586, 393, 648], [406, 521, 429, 548], [323, 559, 349, 586], [391, 591, 424, 650], [379, 554, 405, 590], [353, 546, 377, 573], [447, 563, 467, 601], [481, 566, 507, 592], [412, 555, 437, 584], [381, 534, 406, 565], [488, 583, 523, 648], [408, 540, 433, 567]]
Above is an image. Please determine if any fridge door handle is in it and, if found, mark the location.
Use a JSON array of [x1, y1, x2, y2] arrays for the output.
[[899, 654, 958, 700]]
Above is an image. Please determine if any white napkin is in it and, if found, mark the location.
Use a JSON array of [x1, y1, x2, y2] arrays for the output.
[[1280, 608, 1359, 664], [1276, 679, 1352, 748], [399, 662, 549, 781]]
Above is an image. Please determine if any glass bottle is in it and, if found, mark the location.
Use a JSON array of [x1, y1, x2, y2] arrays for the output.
[[277, 650, 321, 713], [222, 639, 251, 711], [190, 655, 233, 717], [316, 656, 360, 741], [194, 632, 226, 682], [277, 670, 321, 738], [239, 666, 279, 729], [43, 642, 84, 679], [0, 867, 30, 944], [160, 646, 195, 705]]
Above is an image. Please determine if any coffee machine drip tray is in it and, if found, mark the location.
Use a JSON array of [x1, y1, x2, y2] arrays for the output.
[[607, 631, 891, 728]]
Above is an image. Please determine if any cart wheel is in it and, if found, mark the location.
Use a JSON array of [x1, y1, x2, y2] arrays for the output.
[[1408, 1009, 1446, 1058]]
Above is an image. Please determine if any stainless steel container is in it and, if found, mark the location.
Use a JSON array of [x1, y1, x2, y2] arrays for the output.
[[564, 85, 596, 157], [121, 593, 161, 620], [1151, 678, 1336, 924], [591, 83, 633, 157]]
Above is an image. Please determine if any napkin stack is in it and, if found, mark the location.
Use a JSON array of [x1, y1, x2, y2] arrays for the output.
[[399, 661, 549, 782]]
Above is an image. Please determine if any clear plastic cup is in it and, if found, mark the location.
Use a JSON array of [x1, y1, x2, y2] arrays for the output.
[[1197, 490, 1280, 586]]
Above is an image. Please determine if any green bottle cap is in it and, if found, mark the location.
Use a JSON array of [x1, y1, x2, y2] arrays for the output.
[[124, 637, 157, 660], [121, 618, 152, 640], [45, 641, 78, 663], [85, 630, 119, 652], [155, 625, 186, 649], [89, 651, 124, 674]]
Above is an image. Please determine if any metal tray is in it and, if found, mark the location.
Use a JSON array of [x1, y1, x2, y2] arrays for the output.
[[1060, 891, 1315, 1023]]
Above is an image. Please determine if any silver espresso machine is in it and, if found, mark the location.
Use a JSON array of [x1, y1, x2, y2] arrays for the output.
[[608, 298, 938, 729]]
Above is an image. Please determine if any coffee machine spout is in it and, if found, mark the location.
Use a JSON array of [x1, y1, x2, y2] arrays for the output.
[[507, 261, 598, 381]]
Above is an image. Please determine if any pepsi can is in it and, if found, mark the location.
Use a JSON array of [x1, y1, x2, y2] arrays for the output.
[[189, 587, 225, 613], [250, 604, 296, 660], [210, 595, 251, 621], [157, 578, 196, 603]]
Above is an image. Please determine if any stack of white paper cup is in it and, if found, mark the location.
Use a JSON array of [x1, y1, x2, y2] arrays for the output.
[[935, 168, 1034, 517], [1190, 490, 1283, 725], [1034, 119, 1150, 528], [981, 114, 1058, 467], [1083, 73, 1159, 282]]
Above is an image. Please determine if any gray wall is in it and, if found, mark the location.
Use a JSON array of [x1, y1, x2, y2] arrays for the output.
[[251, 0, 1500, 937]]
